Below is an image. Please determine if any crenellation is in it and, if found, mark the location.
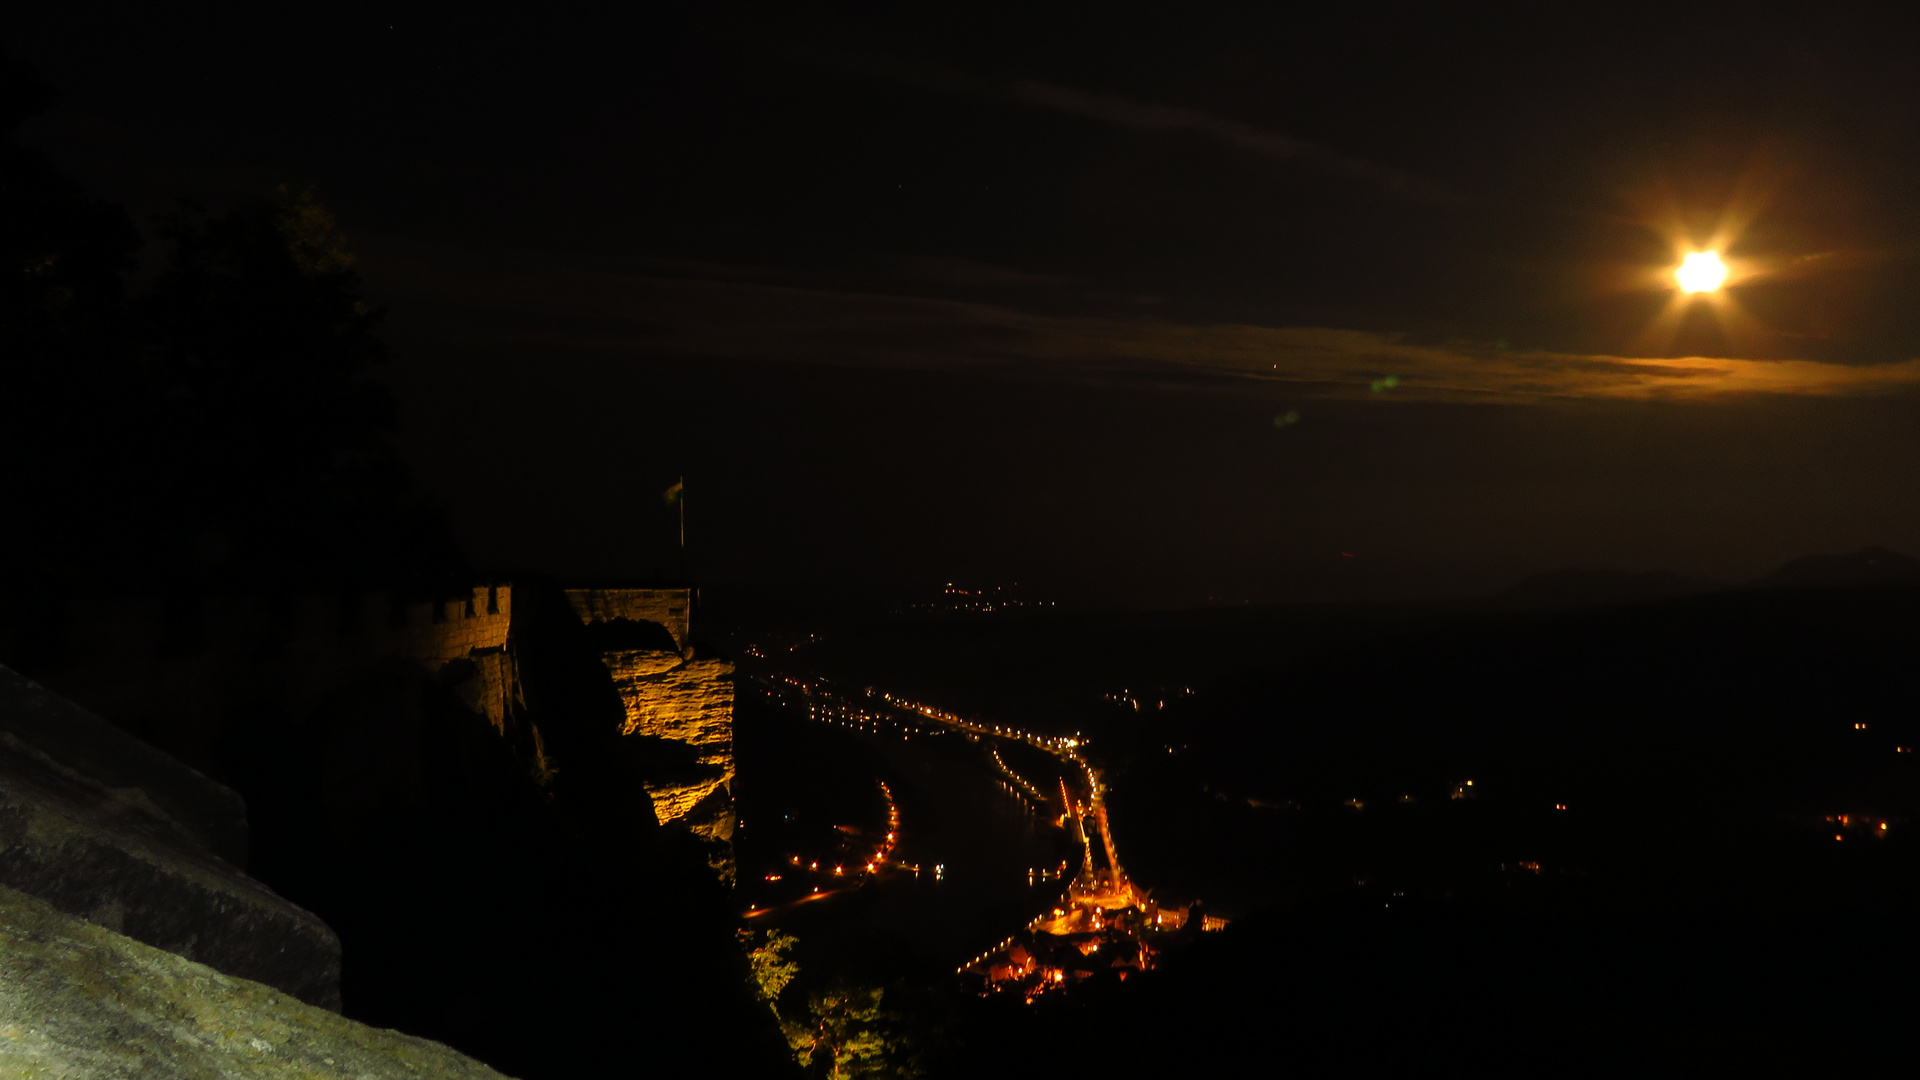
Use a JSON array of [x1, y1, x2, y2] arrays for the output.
[[10, 587, 519, 765], [3, 581, 723, 869], [564, 588, 691, 653]]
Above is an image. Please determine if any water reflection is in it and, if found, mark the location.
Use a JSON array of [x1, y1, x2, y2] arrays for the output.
[[734, 697, 1078, 967]]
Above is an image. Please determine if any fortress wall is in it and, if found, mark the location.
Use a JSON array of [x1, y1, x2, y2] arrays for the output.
[[4, 582, 729, 878], [563, 588, 690, 653], [12, 586, 524, 775]]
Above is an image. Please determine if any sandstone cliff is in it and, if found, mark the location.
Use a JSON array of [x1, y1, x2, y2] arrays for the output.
[[565, 588, 737, 885]]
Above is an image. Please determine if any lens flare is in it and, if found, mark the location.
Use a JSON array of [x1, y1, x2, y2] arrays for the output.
[[1675, 251, 1728, 293]]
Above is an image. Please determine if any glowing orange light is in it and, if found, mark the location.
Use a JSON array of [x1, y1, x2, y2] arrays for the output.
[[1675, 251, 1728, 293]]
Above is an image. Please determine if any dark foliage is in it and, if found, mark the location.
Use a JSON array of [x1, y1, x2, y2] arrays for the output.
[[2, 57, 460, 596], [220, 579, 796, 1078]]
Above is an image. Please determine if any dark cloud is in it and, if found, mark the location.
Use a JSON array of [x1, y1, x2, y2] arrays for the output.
[[807, 50, 1452, 205], [15, 6, 1920, 600], [1000, 80, 1456, 206]]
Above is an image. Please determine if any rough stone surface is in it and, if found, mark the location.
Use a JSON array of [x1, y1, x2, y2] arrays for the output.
[[0, 676, 340, 1010], [0, 884, 513, 1080], [611, 658, 735, 759], [600, 652, 733, 807], [563, 588, 690, 652], [566, 590, 736, 883], [0, 665, 247, 865]]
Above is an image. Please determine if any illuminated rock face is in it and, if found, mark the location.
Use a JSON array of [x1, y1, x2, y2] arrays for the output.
[[566, 589, 736, 885]]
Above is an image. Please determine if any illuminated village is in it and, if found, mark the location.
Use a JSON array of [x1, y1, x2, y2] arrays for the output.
[[745, 668, 1225, 999], [13, 11, 1920, 1076]]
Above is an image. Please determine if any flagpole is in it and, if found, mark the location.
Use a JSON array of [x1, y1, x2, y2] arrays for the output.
[[678, 475, 687, 584]]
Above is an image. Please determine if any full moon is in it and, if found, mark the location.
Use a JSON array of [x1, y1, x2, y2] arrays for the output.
[[1676, 251, 1728, 293]]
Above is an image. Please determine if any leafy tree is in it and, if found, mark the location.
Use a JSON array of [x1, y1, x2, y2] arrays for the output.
[[740, 927, 802, 1008], [783, 983, 923, 1080]]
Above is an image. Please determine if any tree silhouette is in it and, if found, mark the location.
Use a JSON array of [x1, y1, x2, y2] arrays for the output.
[[140, 187, 459, 588], [2, 56, 460, 596], [3, 54, 144, 588]]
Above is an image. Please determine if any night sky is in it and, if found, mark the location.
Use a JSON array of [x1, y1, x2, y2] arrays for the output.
[[14, 5, 1920, 605]]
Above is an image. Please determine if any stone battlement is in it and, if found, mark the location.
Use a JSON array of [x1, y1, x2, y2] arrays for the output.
[[3, 581, 735, 885], [564, 588, 690, 654]]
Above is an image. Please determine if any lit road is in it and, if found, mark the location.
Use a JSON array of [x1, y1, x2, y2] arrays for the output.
[[747, 670, 1146, 981]]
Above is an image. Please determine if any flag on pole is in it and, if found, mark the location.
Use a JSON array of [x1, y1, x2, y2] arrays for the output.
[[664, 477, 686, 558]]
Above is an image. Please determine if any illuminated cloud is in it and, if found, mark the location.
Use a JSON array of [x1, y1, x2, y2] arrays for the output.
[[365, 241, 1920, 405], [1024, 319, 1920, 403]]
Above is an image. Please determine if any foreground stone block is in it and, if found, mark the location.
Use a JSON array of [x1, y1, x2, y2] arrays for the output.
[[0, 667, 340, 1009], [0, 884, 513, 1079], [0, 664, 247, 865]]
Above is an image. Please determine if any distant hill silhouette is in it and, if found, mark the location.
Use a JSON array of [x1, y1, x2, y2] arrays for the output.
[[1744, 546, 1920, 590], [1489, 546, 1920, 611], [1491, 567, 1721, 610]]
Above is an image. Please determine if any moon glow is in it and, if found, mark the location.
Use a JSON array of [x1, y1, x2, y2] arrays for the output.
[[1676, 251, 1728, 293]]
